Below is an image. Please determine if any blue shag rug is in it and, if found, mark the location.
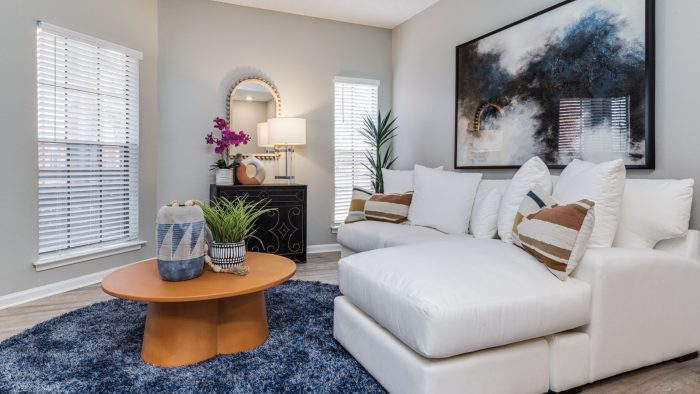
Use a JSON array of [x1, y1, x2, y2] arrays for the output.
[[0, 281, 385, 393]]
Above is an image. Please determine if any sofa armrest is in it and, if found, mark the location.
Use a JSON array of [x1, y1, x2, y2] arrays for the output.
[[572, 247, 700, 382], [655, 229, 700, 260]]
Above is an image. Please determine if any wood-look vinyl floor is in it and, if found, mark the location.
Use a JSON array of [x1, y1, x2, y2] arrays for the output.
[[1, 251, 698, 393]]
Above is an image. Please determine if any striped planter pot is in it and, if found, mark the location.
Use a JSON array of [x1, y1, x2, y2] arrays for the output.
[[215, 168, 234, 186], [209, 241, 246, 270]]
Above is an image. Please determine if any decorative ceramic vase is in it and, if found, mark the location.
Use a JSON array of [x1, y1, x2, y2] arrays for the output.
[[156, 202, 205, 281], [235, 156, 266, 185], [215, 168, 234, 186], [209, 240, 246, 271]]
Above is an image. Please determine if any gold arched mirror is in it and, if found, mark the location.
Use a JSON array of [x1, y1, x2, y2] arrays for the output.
[[226, 78, 281, 150]]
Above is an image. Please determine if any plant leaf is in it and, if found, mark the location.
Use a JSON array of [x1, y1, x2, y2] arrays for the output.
[[199, 197, 275, 243], [358, 109, 399, 191]]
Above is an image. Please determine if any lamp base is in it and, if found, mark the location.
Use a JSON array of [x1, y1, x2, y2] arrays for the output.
[[274, 146, 296, 183]]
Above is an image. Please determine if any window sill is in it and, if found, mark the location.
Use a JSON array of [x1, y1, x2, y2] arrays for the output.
[[330, 225, 339, 234], [33, 240, 147, 271]]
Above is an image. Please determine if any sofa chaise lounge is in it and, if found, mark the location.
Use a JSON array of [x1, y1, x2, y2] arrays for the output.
[[334, 177, 700, 394]]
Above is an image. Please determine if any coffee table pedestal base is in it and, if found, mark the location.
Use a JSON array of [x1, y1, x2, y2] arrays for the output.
[[141, 291, 268, 367]]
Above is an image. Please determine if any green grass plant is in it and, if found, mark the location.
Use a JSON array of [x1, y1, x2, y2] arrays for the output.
[[199, 197, 275, 244]]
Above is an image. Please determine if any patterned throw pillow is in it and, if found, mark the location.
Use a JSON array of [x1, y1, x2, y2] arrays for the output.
[[344, 187, 372, 224], [512, 184, 558, 244], [514, 186, 596, 281], [364, 192, 413, 224]]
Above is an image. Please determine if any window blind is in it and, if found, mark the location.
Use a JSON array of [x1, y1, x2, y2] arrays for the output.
[[37, 22, 142, 256], [333, 77, 379, 225], [558, 97, 630, 160]]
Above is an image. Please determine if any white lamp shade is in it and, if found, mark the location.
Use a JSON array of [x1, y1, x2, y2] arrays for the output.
[[257, 122, 273, 147], [267, 117, 306, 145]]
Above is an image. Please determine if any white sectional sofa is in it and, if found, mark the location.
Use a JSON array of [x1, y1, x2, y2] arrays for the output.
[[334, 178, 700, 394]]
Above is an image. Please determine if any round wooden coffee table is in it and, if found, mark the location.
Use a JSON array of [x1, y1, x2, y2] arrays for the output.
[[101, 252, 296, 367]]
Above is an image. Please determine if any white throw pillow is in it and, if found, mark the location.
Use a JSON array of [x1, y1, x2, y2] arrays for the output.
[[497, 156, 551, 243], [613, 178, 694, 249], [383, 166, 443, 194], [470, 188, 501, 239], [552, 159, 626, 248], [408, 165, 482, 234]]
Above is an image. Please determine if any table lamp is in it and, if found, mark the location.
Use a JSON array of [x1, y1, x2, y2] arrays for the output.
[[267, 117, 306, 181]]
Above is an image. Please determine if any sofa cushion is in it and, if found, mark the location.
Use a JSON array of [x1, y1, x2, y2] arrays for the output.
[[470, 180, 509, 239], [469, 185, 503, 239], [498, 157, 552, 243], [613, 178, 694, 249], [475, 178, 510, 196], [382, 166, 443, 194], [408, 165, 482, 234], [553, 159, 625, 248], [339, 239, 591, 358], [338, 221, 461, 253], [384, 232, 472, 248], [469, 188, 500, 239]]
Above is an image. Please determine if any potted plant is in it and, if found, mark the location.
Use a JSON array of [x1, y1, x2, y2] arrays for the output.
[[198, 197, 275, 275], [205, 117, 251, 185], [360, 110, 399, 193]]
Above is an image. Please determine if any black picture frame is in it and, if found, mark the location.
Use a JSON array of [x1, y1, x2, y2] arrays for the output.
[[454, 0, 655, 169]]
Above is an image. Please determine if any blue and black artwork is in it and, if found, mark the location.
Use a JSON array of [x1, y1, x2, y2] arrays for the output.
[[455, 0, 653, 169]]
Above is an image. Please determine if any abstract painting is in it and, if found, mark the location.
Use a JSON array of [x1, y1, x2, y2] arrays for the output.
[[455, 0, 654, 169]]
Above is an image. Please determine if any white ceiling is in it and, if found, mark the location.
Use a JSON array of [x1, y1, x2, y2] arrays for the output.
[[212, 0, 441, 29]]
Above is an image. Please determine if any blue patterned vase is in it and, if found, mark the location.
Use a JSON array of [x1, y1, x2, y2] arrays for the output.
[[156, 203, 206, 281]]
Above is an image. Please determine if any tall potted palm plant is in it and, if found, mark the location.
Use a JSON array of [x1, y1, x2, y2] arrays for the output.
[[360, 110, 399, 193]]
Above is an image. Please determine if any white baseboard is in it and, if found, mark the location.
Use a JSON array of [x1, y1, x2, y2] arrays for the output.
[[307, 243, 341, 254], [0, 265, 127, 311]]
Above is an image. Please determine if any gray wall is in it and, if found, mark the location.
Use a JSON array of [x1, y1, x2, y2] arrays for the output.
[[392, 0, 700, 228], [157, 0, 393, 246], [0, 0, 159, 296]]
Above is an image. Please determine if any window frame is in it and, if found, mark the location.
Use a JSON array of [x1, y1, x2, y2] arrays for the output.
[[332, 76, 380, 229], [34, 21, 144, 271]]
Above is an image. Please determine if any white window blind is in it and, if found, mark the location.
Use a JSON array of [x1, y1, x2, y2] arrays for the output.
[[37, 22, 142, 257], [558, 97, 630, 161], [333, 77, 379, 225]]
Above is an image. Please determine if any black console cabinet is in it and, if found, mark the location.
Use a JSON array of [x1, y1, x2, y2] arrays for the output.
[[210, 184, 307, 263]]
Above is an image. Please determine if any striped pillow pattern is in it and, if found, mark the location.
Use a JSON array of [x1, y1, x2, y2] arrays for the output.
[[512, 185, 558, 245], [364, 192, 413, 224], [344, 187, 372, 224], [514, 187, 596, 281]]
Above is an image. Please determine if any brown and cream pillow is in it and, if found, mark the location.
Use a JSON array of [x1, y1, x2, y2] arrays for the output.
[[344, 187, 372, 224], [512, 185, 558, 243], [514, 186, 595, 281], [364, 192, 413, 224]]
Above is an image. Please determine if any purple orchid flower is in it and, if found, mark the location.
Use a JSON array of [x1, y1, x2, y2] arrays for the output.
[[239, 131, 251, 144], [214, 138, 227, 154], [221, 129, 234, 144], [213, 117, 228, 131], [205, 132, 215, 145], [206, 117, 251, 166]]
